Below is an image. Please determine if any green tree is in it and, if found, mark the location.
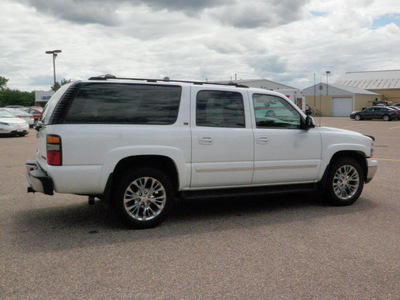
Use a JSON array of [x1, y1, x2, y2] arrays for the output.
[[0, 89, 34, 107], [0, 76, 9, 91], [51, 78, 72, 91], [51, 82, 61, 91]]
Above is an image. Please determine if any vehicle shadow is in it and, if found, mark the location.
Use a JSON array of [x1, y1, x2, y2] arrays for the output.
[[11, 193, 377, 253]]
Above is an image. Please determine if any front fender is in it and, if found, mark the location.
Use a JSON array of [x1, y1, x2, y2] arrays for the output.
[[318, 143, 370, 180]]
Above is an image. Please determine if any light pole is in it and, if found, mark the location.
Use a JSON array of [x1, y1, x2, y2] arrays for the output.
[[46, 50, 62, 87], [326, 70, 331, 96]]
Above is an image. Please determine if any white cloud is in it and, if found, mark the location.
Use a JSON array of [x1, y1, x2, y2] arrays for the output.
[[0, 0, 399, 91]]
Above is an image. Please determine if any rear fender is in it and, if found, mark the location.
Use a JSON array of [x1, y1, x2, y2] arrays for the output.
[[99, 146, 190, 192]]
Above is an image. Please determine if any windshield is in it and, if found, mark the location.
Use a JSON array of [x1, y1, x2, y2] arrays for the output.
[[10, 108, 29, 115], [0, 110, 17, 118]]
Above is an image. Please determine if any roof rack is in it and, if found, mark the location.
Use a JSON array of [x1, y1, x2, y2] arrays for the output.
[[88, 75, 249, 88]]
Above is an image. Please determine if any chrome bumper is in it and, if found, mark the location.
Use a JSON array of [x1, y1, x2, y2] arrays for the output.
[[365, 158, 378, 183], [26, 160, 54, 195]]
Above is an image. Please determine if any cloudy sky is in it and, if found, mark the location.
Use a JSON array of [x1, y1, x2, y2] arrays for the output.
[[1, 0, 399, 91]]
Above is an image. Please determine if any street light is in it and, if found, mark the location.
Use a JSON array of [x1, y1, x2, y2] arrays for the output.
[[45, 50, 62, 87], [326, 70, 331, 96]]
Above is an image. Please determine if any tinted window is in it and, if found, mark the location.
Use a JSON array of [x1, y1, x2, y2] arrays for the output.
[[253, 94, 301, 129], [196, 90, 245, 128], [63, 83, 181, 125]]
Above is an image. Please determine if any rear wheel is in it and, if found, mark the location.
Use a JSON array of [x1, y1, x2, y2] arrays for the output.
[[114, 168, 174, 229], [382, 114, 390, 121], [325, 157, 364, 206]]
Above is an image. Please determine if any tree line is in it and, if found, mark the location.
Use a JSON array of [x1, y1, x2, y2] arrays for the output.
[[0, 76, 71, 107]]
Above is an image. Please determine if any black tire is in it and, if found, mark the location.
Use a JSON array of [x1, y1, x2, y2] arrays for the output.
[[114, 168, 174, 229], [325, 157, 364, 206], [382, 115, 390, 121], [354, 114, 361, 121]]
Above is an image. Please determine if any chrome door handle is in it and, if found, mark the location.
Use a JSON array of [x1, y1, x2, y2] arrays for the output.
[[199, 137, 214, 145], [256, 136, 269, 144]]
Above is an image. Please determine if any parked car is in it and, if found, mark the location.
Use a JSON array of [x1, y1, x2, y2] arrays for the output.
[[390, 106, 400, 112], [5, 105, 25, 108], [393, 103, 400, 108], [0, 109, 29, 136], [21, 106, 43, 125], [1, 108, 35, 127], [26, 75, 377, 229], [350, 106, 400, 121], [372, 100, 390, 106]]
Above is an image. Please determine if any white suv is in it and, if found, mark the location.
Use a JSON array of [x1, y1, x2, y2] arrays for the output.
[[26, 75, 377, 228]]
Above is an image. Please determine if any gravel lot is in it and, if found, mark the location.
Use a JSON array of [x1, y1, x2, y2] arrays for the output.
[[1, 117, 399, 299]]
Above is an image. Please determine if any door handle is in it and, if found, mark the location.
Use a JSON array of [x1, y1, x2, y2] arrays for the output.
[[199, 137, 214, 145], [256, 136, 269, 144]]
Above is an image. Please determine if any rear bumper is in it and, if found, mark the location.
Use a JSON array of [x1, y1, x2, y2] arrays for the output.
[[365, 158, 378, 183], [26, 160, 54, 195]]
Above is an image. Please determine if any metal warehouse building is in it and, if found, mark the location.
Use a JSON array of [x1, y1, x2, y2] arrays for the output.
[[304, 83, 381, 117], [335, 70, 400, 104]]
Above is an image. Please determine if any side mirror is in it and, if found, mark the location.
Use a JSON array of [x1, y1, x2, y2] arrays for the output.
[[301, 116, 315, 129], [35, 121, 44, 132], [305, 110, 312, 116]]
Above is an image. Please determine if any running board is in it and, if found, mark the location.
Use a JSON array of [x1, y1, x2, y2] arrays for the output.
[[180, 183, 318, 200]]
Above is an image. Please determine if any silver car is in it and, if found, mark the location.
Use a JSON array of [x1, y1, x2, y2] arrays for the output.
[[1, 108, 35, 127], [0, 109, 30, 136]]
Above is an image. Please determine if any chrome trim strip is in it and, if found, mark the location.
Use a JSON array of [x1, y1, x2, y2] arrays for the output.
[[195, 164, 318, 173], [195, 167, 253, 173], [255, 165, 318, 171]]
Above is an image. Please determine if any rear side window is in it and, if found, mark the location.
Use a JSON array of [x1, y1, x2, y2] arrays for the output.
[[63, 83, 181, 125], [196, 90, 245, 128]]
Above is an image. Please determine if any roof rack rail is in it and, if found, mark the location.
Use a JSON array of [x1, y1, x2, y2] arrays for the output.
[[88, 75, 249, 88], [88, 74, 117, 80]]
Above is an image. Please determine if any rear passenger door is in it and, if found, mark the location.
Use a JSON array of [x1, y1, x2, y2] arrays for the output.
[[190, 86, 254, 188]]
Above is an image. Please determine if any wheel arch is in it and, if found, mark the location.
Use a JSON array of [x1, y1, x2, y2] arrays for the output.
[[101, 155, 181, 207], [320, 150, 368, 190], [113, 155, 180, 192]]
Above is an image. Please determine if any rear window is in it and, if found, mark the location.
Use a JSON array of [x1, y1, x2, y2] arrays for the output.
[[63, 83, 181, 125]]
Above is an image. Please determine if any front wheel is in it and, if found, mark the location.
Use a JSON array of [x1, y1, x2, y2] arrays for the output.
[[354, 114, 361, 121], [325, 157, 364, 206], [114, 168, 174, 229]]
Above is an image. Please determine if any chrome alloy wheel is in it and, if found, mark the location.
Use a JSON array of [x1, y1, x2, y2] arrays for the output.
[[123, 177, 167, 221], [332, 165, 360, 200]]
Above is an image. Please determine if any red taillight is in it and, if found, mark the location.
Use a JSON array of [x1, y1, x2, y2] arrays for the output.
[[47, 135, 62, 166], [47, 152, 62, 165], [30, 115, 35, 118]]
